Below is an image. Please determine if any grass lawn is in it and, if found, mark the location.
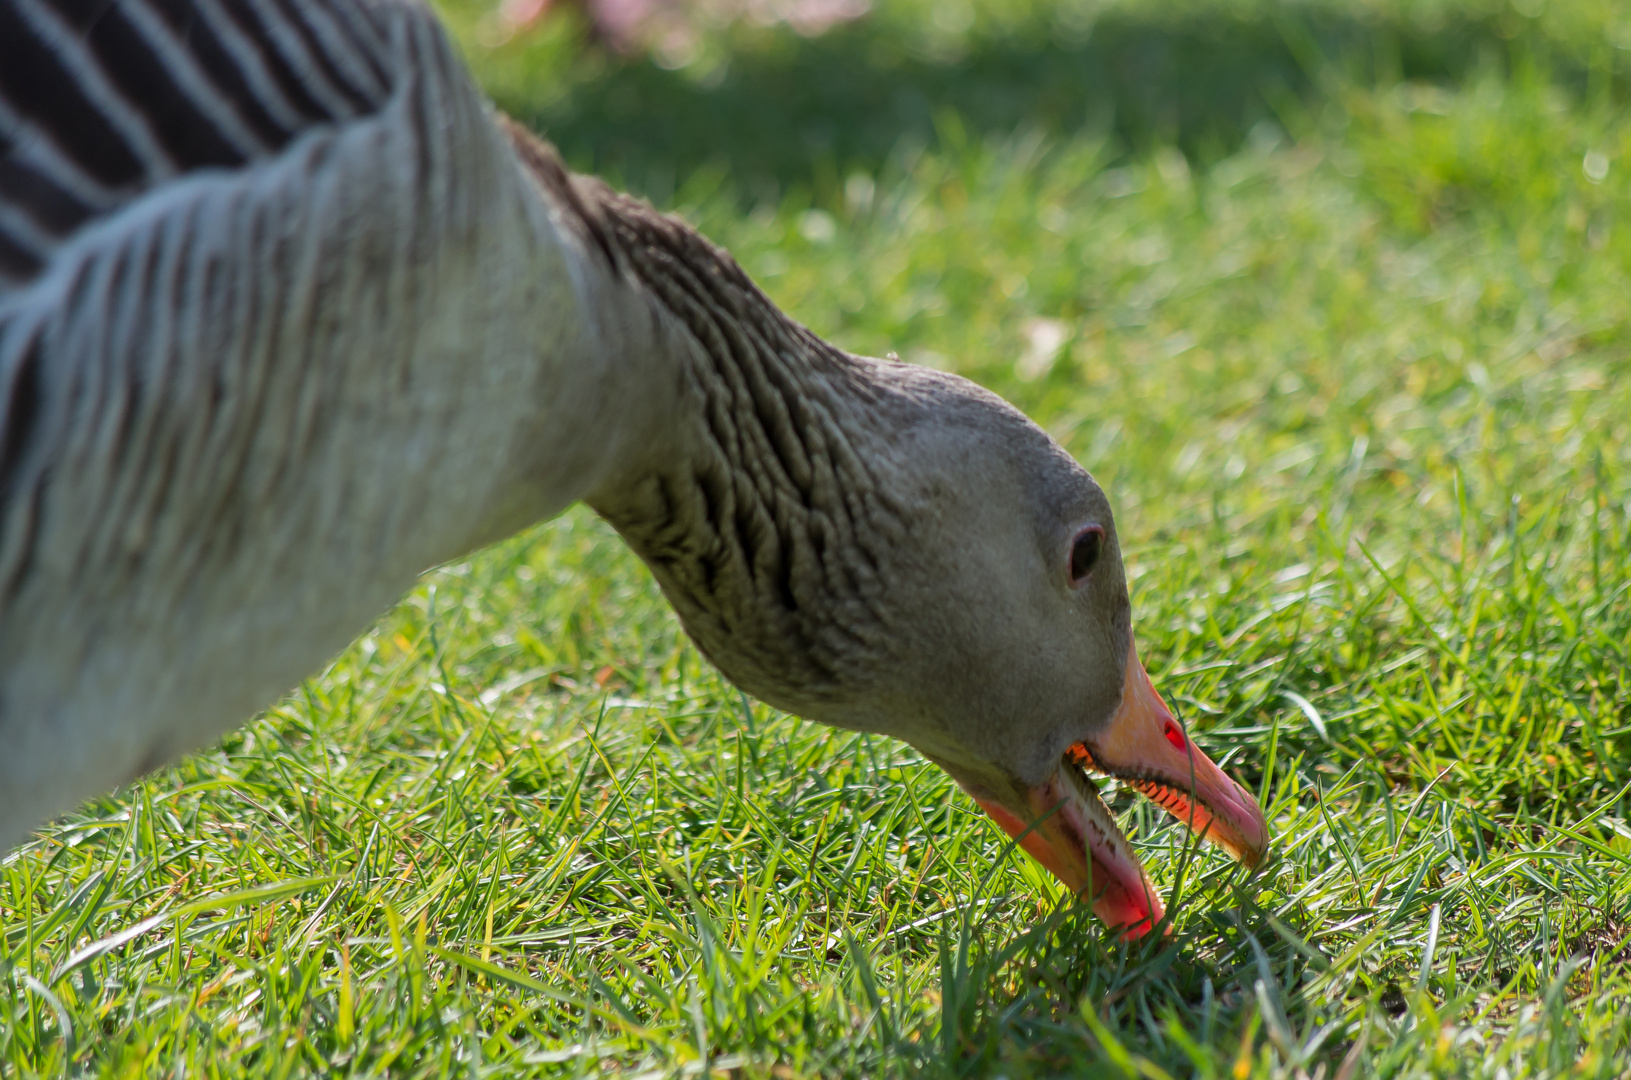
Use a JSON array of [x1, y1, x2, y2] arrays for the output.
[[6, 0, 1631, 1074]]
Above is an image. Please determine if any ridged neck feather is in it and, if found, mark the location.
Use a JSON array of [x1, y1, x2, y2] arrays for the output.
[[508, 123, 912, 715]]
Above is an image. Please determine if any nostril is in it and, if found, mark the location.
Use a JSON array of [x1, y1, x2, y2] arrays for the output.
[[1163, 721, 1186, 752]]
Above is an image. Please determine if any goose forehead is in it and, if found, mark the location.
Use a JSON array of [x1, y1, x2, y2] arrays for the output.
[[889, 402, 1111, 526]]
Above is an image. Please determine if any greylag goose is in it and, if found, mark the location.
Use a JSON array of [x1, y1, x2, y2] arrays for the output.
[[0, 0, 1266, 935]]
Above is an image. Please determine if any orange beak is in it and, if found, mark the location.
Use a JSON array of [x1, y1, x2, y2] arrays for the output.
[[972, 642, 1269, 938], [1074, 643, 1268, 865]]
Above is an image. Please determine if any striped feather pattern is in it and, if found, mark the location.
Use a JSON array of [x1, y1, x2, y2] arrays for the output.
[[0, 0, 601, 839], [0, 0, 396, 289]]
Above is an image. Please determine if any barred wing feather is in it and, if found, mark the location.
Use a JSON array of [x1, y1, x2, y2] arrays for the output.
[[0, 0, 399, 289], [0, 0, 589, 842]]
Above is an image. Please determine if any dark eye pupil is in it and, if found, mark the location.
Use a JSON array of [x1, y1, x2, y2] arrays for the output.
[[1071, 529, 1103, 583]]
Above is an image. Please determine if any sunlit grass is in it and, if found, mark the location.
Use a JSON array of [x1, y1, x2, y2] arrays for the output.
[[4, 0, 1631, 1075]]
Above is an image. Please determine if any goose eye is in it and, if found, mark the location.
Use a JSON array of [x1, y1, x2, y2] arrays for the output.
[[1069, 526, 1104, 585]]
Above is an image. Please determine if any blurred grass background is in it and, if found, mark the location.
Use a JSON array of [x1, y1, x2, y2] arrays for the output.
[[5, 0, 1631, 1075]]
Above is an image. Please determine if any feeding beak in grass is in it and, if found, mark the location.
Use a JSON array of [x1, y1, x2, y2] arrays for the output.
[[969, 643, 1268, 938]]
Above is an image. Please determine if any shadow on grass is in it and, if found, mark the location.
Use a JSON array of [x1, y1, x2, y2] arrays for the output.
[[494, 2, 1620, 203], [884, 879, 1338, 1075]]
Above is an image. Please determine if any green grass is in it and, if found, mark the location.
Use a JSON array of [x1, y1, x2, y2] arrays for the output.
[[6, 0, 1631, 1075]]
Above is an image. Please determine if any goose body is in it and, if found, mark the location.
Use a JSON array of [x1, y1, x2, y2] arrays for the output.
[[0, 0, 1266, 934]]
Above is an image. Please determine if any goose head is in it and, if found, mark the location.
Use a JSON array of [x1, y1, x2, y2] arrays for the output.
[[790, 366, 1269, 937], [835, 371, 1268, 936], [553, 162, 1269, 937]]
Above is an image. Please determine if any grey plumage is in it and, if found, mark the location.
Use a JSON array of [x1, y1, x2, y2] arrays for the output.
[[0, 0, 648, 840]]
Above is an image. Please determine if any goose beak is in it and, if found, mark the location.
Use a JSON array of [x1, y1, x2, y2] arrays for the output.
[[1070, 644, 1268, 868], [967, 642, 1268, 939], [971, 763, 1166, 938]]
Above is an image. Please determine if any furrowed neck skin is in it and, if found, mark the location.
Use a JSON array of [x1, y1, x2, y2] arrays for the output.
[[533, 154, 915, 718]]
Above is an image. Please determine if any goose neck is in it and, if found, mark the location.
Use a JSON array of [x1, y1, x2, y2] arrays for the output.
[[575, 182, 909, 716]]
